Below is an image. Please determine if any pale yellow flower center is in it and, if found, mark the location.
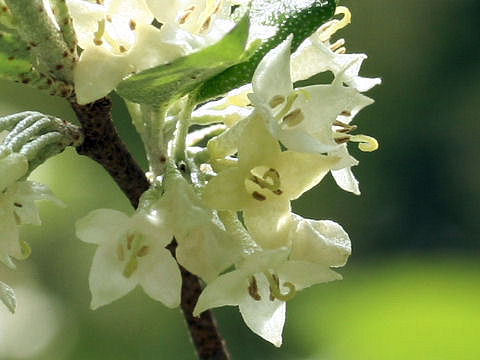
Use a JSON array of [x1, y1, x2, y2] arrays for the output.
[[93, 17, 136, 54], [244, 166, 283, 201], [117, 232, 150, 278], [247, 272, 296, 302]]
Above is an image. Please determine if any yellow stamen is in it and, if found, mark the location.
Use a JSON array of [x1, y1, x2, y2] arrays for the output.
[[93, 19, 106, 46], [350, 134, 379, 152], [318, 6, 352, 42], [20, 240, 31, 259], [263, 271, 296, 301]]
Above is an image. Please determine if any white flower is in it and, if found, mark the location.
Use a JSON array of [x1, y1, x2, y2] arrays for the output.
[[0, 153, 62, 269], [194, 245, 342, 346], [75, 208, 181, 309], [194, 210, 351, 346], [291, 7, 381, 92], [69, 0, 236, 104], [68, 0, 190, 104], [154, 168, 241, 283], [288, 214, 351, 266], [202, 112, 337, 249], [249, 37, 378, 194], [145, 0, 235, 45]]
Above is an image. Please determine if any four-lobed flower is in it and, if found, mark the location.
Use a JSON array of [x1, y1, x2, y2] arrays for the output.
[[75, 208, 182, 309], [249, 36, 378, 194], [203, 111, 338, 249], [194, 212, 351, 346]]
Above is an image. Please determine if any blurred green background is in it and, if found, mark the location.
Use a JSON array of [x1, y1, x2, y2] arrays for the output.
[[0, 0, 479, 359]]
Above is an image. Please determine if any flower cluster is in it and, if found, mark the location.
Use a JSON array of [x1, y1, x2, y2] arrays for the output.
[[72, 5, 380, 346], [68, 0, 238, 104]]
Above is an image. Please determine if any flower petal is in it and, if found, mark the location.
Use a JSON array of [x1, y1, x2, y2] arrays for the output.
[[289, 215, 351, 266], [252, 36, 293, 104], [193, 269, 247, 316], [202, 167, 248, 210], [238, 275, 286, 347], [277, 260, 342, 291], [89, 241, 137, 309], [74, 46, 130, 104], [138, 247, 181, 308], [0, 153, 28, 192], [75, 208, 129, 245], [66, 0, 105, 49]]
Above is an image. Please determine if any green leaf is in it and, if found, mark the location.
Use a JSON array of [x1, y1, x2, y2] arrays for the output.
[[0, 30, 31, 79], [195, 0, 337, 102], [0, 31, 74, 96], [116, 14, 252, 106], [0, 280, 16, 313]]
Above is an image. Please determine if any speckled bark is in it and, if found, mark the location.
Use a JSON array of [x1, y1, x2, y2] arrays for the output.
[[69, 97, 149, 208], [70, 97, 230, 360], [169, 241, 231, 360]]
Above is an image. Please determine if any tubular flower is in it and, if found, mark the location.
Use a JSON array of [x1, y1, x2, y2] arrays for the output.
[[203, 112, 338, 249], [75, 208, 181, 309], [154, 167, 241, 283], [194, 211, 351, 346], [249, 36, 378, 194], [291, 6, 381, 91], [194, 243, 343, 346]]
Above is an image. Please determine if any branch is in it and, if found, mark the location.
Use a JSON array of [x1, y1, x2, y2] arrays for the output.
[[69, 96, 230, 360], [69, 97, 149, 208]]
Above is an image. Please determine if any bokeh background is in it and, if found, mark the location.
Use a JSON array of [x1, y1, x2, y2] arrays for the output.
[[1, 0, 479, 359]]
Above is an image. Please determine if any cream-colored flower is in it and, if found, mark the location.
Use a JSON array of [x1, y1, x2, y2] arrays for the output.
[[75, 208, 181, 309], [0, 153, 62, 268], [249, 37, 378, 194], [68, 0, 191, 103], [203, 112, 337, 249], [155, 167, 241, 283]]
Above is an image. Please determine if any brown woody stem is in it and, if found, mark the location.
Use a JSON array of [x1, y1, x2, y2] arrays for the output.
[[69, 96, 230, 360]]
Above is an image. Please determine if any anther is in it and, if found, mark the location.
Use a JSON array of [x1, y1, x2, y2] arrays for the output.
[[248, 276, 261, 301], [119, 45, 127, 53], [116, 243, 125, 261], [178, 6, 195, 24], [282, 108, 304, 128], [334, 136, 350, 144], [329, 38, 345, 52], [200, 16, 212, 32], [252, 191, 266, 201], [136, 246, 149, 257], [126, 233, 134, 250], [269, 95, 285, 108], [129, 19, 136, 30]]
